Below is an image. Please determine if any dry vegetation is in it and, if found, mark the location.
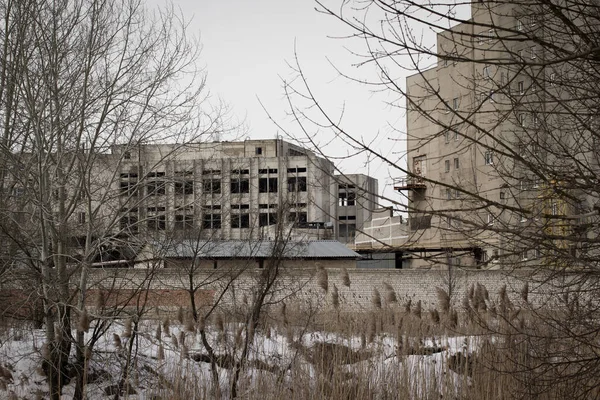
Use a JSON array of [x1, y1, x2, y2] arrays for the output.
[[2, 272, 598, 400]]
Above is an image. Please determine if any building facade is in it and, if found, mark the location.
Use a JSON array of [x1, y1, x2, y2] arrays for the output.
[[110, 139, 377, 243], [397, 2, 598, 269]]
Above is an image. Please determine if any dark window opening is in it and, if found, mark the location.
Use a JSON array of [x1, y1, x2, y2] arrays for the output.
[[175, 180, 194, 195], [120, 181, 138, 197], [147, 181, 166, 196], [259, 168, 278, 174], [339, 215, 356, 221], [259, 177, 278, 193], [148, 215, 166, 230], [175, 214, 194, 230], [202, 213, 222, 229], [231, 213, 250, 228], [410, 215, 432, 231], [231, 204, 250, 209], [124, 151, 131, 160], [255, 147, 262, 155], [339, 223, 356, 238], [203, 179, 221, 194], [288, 212, 308, 228], [259, 212, 277, 227], [231, 169, 249, 175], [120, 215, 138, 233], [287, 167, 307, 173], [288, 176, 307, 192], [231, 178, 250, 194], [259, 204, 277, 209], [202, 169, 220, 175]]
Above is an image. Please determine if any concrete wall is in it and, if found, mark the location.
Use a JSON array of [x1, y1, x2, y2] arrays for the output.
[[79, 267, 550, 313]]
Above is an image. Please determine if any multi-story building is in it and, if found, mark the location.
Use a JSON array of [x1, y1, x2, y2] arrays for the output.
[[111, 139, 377, 243], [396, 2, 596, 269]]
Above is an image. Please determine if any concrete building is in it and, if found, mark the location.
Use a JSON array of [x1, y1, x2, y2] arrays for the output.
[[394, 2, 591, 268], [110, 139, 377, 244]]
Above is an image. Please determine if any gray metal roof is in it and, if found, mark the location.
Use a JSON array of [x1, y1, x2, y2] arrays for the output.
[[153, 240, 360, 259]]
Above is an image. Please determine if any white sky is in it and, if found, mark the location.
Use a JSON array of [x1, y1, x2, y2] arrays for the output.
[[164, 0, 409, 209]]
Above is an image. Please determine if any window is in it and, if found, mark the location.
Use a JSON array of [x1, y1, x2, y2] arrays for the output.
[[489, 90, 495, 103], [550, 73, 556, 86], [519, 178, 528, 191], [484, 151, 494, 165], [445, 160, 450, 172], [521, 250, 528, 261], [231, 178, 250, 194], [147, 215, 166, 230], [120, 215, 138, 233], [500, 72, 506, 86], [255, 147, 262, 155], [483, 66, 490, 78], [175, 180, 194, 195], [147, 181, 166, 196], [339, 215, 356, 221], [531, 46, 536, 59], [78, 212, 86, 224], [288, 212, 308, 228], [119, 181, 138, 197], [231, 213, 250, 228], [529, 15, 536, 27], [446, 188, 452, 200], [487, 213, 494, 226], [520, 214, 527, 222], [203, 179, 220, 194], [500, 191, 506, 200], [175, 214, 195, 230], [551, 201, 558, 215], [338, 192, 356, 206], [488, 29, 493, 43], [452, 97, 459, 110], [454, 189, 461, 199], [259, 212, 277, 227], [454, 158, 459, 169], [202, 214, 221, 229], [519, 114, 526, 127], [478, 34, 484, 45], [339, 223, 356, 238], [454, 131, 459, 141], [287, 167, 307, 173], [259, 177, 278, 193], [445, 131, 451, 143], [518, 81, 524, 94], [231, 169, 250, 175], [287, 176, 307, 192], [517, 18, 523, 31], [259, 168, 278, 174], [123, 151, 131, 160], [533, 114, 539, 127]]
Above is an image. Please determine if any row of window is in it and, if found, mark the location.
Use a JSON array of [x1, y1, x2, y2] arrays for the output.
[[120, 211, 310, 232], [120, 177, 308, 196], [444, 158, 460, 172]]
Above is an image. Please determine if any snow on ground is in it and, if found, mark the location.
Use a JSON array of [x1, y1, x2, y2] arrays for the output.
[[0, 321, 477, 399]]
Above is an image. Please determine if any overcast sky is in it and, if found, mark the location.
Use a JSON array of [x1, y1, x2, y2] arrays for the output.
[[164, 0, 407, 208]]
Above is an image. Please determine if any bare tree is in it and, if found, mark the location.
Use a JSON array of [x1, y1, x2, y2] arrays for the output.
[[0, 0, 224, 398], [282, 0, 600, 397]]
